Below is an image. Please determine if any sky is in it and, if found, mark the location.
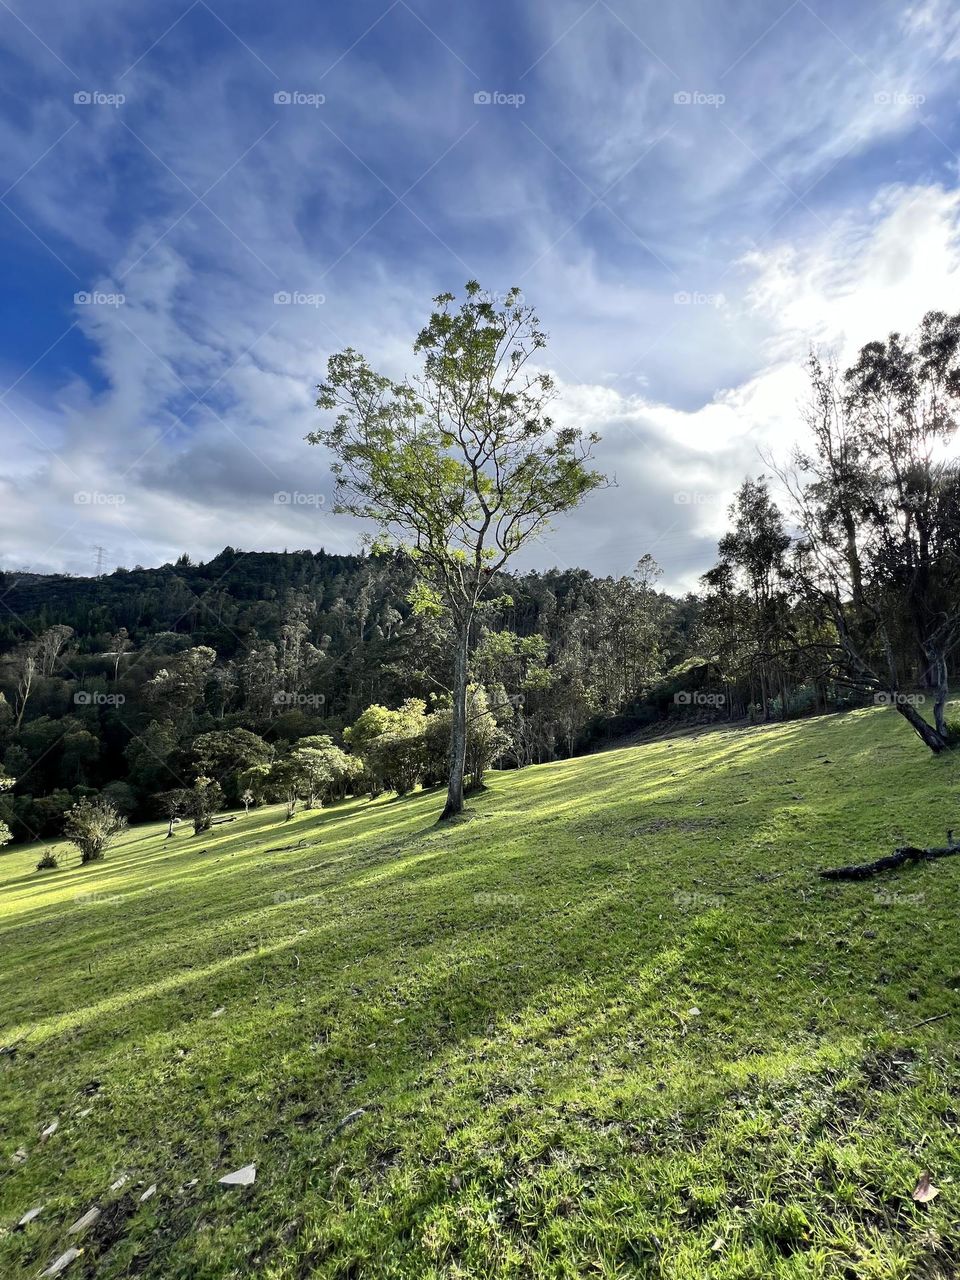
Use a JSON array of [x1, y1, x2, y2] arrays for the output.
[[2, 0, 960, 591]]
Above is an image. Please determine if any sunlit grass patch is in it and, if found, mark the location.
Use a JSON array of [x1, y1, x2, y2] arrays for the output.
[[1, 706, 958, 1278]]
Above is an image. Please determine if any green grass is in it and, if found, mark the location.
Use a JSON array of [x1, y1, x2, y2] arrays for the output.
[[1, 705, 959, 1279]]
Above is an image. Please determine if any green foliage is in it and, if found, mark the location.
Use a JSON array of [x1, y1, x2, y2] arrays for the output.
[[192, 728, 274, 802], [62, 795, 126, 864], [184, 776, 223, 835], [311, 282, 605, 817], [345, 699, 430, 797]]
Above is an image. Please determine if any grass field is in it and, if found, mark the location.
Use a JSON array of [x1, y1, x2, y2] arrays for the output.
[[1, 705, 959, 1279]]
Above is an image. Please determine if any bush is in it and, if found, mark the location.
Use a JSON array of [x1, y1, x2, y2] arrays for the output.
[[63, 796, 126, 864], [36, 849, 59, 871], [345, 701, 429, 797], [186, 776, 223, 835]]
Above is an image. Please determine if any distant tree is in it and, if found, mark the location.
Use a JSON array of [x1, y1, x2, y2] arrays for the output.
[[269, 755, 309, 820], [155, 788, 188, 838], [240, 788, 255, 814], [109, 627, 132, 679], [36, 624, 75, 677], [345, 700, 429, 796], [9, 639, 39, 732], [191, 727, 273, 802], [101, 779, 137, 819], [63, 796, 126, 864], [185, 776, 223, 835], [294, 735, 358, 802], [311, 281, 604, 820], [237, 761, 272, 807], [703, 477, 792, 721], [425, 687, 509, 792], [144, 646, 216, 727]]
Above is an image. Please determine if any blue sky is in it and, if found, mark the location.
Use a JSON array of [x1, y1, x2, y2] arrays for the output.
[[2, 0, 960, 588]]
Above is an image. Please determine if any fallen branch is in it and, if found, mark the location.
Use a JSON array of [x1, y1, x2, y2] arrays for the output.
[[908, 1012, 952, 1030], [820, 831, 960, 880]]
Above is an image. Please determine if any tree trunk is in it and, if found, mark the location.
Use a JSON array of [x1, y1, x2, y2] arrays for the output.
[[928, 650, 949, 738], [440, 623, 469, 821], [895, 698, 949, 753]]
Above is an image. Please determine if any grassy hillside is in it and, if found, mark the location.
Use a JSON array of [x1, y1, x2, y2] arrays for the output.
[[1, 707, 959, 1279]]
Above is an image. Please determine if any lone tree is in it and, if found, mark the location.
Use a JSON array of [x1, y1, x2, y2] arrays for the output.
[[310, 282, 604, 819], [63, 796, 126, 864], [185, 776, 223, 835]]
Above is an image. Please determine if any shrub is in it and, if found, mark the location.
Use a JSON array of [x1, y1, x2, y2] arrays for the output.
[[36, 849, 59, 871], [63, 796, 126, 864], [186, 776, 223, 835]]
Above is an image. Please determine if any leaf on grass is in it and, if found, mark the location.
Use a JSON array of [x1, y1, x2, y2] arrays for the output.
[[913, 1171, 940, 1203], [110, 1175, 128, 1191], [17, 1205, 43, 1227], [688, 1007, 701, 1017], [211, 1007, 225, 1018], [42, 1249, 82, 1277], [67, 1207, 100, 1234], [41, 1120, 58, 1140], [140, 1184, 156, 1202], [12, 1146, 28, 1164], [219, 1163, 256, 1187]]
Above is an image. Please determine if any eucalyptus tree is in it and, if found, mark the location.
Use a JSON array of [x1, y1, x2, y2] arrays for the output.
[[310, 282, 604, 819], [789, 314, 960, 752]]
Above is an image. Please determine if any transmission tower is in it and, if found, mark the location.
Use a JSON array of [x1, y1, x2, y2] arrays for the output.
[[93, 545, 106, 578]]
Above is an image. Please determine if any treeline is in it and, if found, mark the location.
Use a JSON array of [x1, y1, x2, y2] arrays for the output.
[[0, 550, 705, 841], [2, 308, 959, 845]]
